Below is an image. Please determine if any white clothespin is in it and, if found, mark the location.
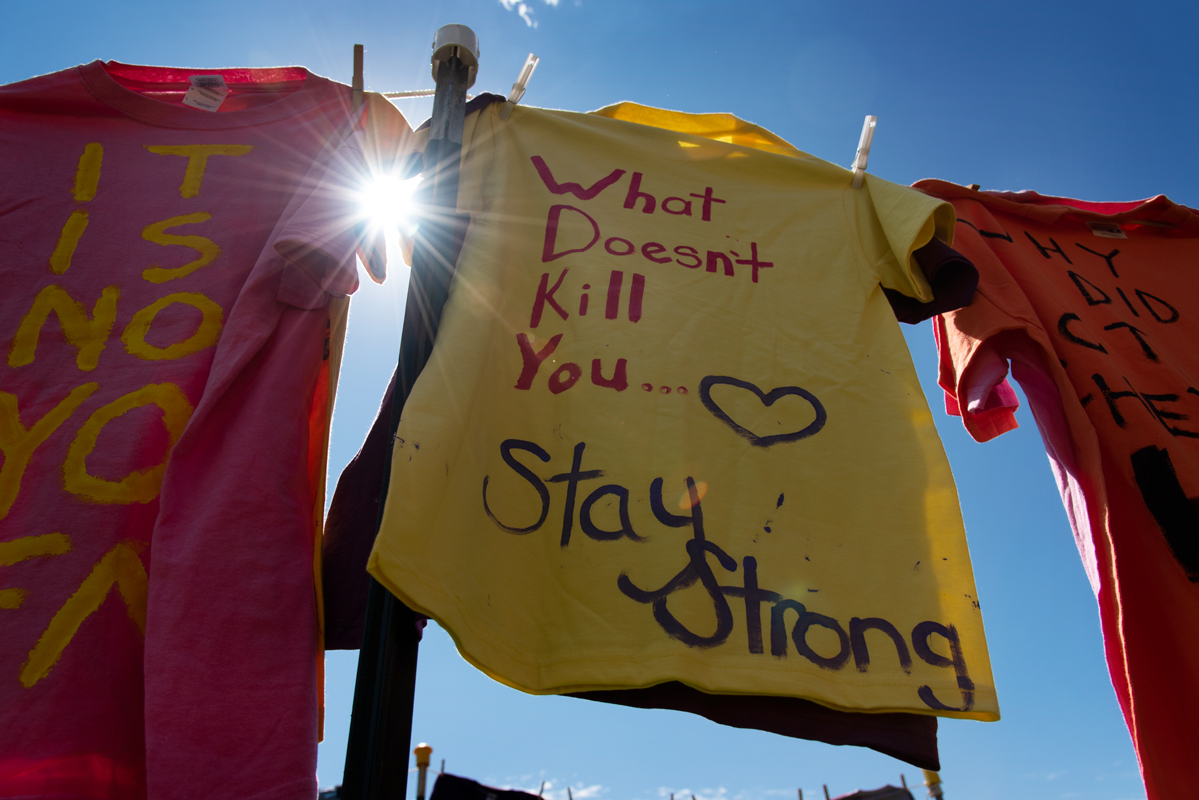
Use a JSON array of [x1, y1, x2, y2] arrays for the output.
[[850, 114, 877, 189], [500, 53, 539, 120]]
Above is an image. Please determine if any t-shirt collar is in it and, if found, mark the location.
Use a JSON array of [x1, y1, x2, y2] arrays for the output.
[[77, 60, 331, 129]]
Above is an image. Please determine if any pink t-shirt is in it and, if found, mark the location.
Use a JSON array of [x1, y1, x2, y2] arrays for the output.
[[0, 61, 400, 799]]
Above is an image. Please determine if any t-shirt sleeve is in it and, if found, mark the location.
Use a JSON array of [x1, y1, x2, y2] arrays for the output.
[[933, 200, 1054, 442], [852, 172, 957, 304], [935, 313, 1021, 441], [273, 97, 416, 302], [886, 237, 980, 324]]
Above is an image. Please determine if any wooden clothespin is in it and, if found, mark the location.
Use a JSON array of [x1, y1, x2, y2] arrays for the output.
[[352, 44, 364, 112], [500, 53, 539, 120], [850, 115, 877, 189]]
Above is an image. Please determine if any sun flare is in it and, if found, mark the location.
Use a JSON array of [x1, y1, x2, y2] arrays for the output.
[[358, 174, 422, 233]]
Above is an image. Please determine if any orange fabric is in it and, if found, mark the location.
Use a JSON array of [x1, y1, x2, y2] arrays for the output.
[[917, 180, 1199, 800]]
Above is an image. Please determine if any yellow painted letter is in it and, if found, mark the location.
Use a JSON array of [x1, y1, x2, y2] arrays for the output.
[[141, 213, 220, 283], [122, 292, 223, 360], [73, 143, 103, 201], [63, 383, 193, 504], [0, 533, 73, 609], [9, 285, 120, 371], [48, 211, 90, 275], [21, 541, 147, 687], [145, 144, 254, 198], [0, 384, 98, 520]]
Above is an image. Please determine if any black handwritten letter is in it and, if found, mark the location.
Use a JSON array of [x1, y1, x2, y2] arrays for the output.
[[1075, 243, 1121, 277], [1137, 289, 1180, 324], [957, 219, 1012, 241], [719, 556, 781, 655], [1091, 373, 1144, 428], [546, 442, 604, 547], [850, 617, 913, 674], [1090, 374, 1198, 437], [1141, 392, 1199, 439], [1024, 232, 1072, 263], [1067, 271, 1112, 306], [770, 599, 806, 657], [792, 612, 851, 671], [1058, 313, 1108, 353], [580, 485, 644, 542], [1103, 321, 1158, 362], [617, 477, 738, 648], [912, 621, 975, 712], [483, 440, 552, 534]]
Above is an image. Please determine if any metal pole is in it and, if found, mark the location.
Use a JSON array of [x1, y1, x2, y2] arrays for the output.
[[340, 24, 477, 800], [414, 743, 433, 800]]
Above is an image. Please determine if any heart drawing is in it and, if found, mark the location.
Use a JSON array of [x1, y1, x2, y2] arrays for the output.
[[698, 376, 827, 447]]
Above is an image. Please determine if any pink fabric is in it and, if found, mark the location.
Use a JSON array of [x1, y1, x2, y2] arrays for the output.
[[934, 317, 1020, 442], [942, 335, 1102, 594], [0, 61, 364, 799]]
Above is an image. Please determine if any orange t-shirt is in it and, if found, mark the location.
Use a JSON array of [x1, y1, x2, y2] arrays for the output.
[[917, 180, 1199, 800]]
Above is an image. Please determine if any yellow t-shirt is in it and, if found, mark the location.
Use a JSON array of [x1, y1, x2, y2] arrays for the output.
[[369, 101, 998, 721]]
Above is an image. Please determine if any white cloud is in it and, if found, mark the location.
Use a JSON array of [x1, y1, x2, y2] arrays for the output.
[[498, 0, 559, 27], [657, 786, 730, 800], [503, 777, 607, 800]]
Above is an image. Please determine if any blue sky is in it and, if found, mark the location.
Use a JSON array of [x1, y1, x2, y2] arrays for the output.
[[6, 2, 1194, 798]]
